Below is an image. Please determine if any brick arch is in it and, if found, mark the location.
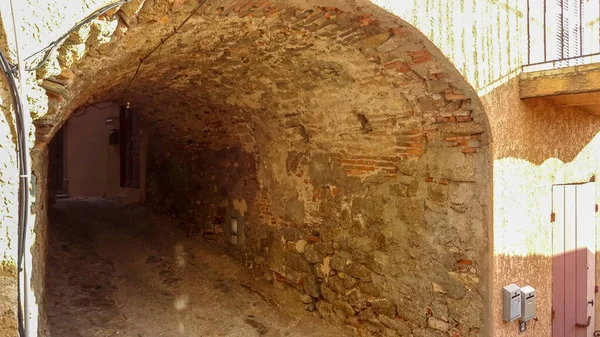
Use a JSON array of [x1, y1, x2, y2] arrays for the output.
[[36, 0, 490, 152], [31, 1, 492, 336]]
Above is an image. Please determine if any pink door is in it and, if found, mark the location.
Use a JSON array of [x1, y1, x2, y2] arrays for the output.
[[552, 183, 596, 337]]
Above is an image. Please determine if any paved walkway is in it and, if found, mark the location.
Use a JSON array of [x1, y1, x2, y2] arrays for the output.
[[45, 198, 351, 337]]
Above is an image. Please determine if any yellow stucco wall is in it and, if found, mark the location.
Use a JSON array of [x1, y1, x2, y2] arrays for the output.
[[486, 77, 600, 337], [374, 1, 600, 336]]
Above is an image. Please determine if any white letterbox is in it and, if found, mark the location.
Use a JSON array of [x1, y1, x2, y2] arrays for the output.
[[503, 284, 522, 322], [520, 286, 536, 321]]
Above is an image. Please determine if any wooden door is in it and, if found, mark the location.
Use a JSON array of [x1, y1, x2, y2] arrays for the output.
[[119, 106, 140, 189], [552, 183, 596, 337], [48, 125, 66, 194]]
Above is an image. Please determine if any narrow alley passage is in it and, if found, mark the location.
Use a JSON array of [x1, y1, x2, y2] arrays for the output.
[[45, 199, 351, 337]]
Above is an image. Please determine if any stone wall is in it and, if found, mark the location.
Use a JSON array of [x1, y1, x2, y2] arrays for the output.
[[1, 0, 494, 336], [147, 135, 490, 336], [146, 136, 259, 242]]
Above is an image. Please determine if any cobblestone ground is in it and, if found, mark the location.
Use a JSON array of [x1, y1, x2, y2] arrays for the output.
[[45, 198, 352, 337]]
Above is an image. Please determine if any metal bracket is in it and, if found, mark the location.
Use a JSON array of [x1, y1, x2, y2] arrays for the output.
[[576, 316, 592, 328]]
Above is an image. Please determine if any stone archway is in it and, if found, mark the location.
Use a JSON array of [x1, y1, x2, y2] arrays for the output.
[[22, 1, 492, 336]]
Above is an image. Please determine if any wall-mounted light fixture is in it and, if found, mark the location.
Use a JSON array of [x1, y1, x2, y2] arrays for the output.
[[230, 218, 238, 245], [105, 116, 119, 132]]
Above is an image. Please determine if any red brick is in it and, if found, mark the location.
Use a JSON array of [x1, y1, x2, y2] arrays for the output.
[[396, 129, 421, 136], [390, 27, 408, 37], [356, 165, 375, 171], [456, 116, 473, 122], [457, 259, 472, 265], [396, 141, 413, 148], [374, 161, 396, 168], [445, 136, 468, 141], [358, 15, 374, 26], [352, 155, 378, 160], [445, 90, 466, 100], [409, 48, 431, 64], [307, 235, 319, 243], [406, 148, 424, 155], [384, 60, 410, 73], [461, 147, 477, 153]]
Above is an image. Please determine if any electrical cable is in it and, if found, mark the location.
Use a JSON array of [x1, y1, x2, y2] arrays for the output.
[[72, 101, 114, 118], [23, 0, 132, 71], [123, 0, 207, 93], [6, 0, 31, 336]]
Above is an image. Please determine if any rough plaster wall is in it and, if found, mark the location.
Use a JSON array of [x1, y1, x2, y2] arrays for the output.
[[483, 77, 600, 337], [0, 10, 20, 337], [0, 0, 494, 335], [0, 95, 19, 337]]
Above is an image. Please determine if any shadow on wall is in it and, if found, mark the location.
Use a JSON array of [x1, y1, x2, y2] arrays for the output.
[[489, 81, 600, 336], [494, 248, 599, 337], [145, 138, 258, 239], [497, 94, 600, 165], [551, 248, 596, 337]]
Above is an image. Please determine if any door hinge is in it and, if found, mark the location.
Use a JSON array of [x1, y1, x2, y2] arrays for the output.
[[596, 204, 598, 213], [551, 212, 556, 222], [552, 309, 555, 320]]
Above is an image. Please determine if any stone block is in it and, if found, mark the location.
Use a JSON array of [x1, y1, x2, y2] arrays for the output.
[[427, 317, 449, 332], [321, 283, 337, 302], [303, 274, 320, 298]]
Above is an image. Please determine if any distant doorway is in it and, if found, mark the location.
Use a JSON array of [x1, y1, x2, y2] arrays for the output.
[[552, 182, 596, 337], [120, 105, 141, 189]]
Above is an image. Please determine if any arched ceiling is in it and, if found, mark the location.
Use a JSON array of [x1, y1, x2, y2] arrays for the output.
[[34, 0, 486, 158]]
